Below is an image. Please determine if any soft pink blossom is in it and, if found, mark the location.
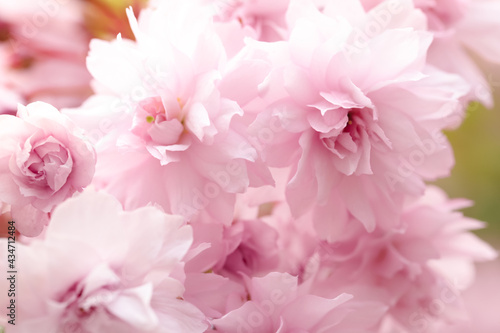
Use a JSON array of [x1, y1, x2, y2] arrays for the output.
[[183, 211, 281, 283], [0, 102, 95, 236], [0, 189, 207, 332], [305, 186, 497, 331], [246, 0, 469, 238], [66, 0, 273, 224]]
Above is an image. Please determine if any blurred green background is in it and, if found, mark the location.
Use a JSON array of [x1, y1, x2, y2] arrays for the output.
[[435, 73, 500, 244]]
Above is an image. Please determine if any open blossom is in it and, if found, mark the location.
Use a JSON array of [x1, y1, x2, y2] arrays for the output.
[[66, 0, 273, 224], [245, 0, 469, 238], [0, 189, 207, 332], [182, 171, 295, 280], [0, 102, 95, 236], [305, 186, 497, 331], [185, 216, 281, 280]]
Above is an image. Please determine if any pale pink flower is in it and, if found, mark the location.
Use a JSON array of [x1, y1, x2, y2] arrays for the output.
[[183, 212, 281, 281], [183, 171, 305, 281], [236, 185, 321, 277], [247, 0, 469, 237], [378, 258, 500, 332], [306, 186, 497, 331], [66, 0, 273, 224], [0, 102, 95, 236], [0, 189, 207, 332], [217, 220, 280, 279]]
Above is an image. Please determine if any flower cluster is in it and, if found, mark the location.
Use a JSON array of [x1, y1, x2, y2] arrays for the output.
[[1, 0, 499, 332]]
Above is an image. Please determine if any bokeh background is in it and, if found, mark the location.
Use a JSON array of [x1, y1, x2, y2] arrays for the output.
[[435, 62, 500, 246]]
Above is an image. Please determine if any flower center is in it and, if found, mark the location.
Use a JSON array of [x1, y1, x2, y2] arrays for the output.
[[319, 108, 391, 175], [132, 96, 186, 146], [21, 137, 72, 191], [321, 109, 365, 157]]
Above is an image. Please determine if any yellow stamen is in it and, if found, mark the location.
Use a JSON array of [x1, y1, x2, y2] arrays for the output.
[[146, 115, 155, 123], [177, 97, 184, 109]]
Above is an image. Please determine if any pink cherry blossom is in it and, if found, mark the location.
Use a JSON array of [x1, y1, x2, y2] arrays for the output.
[[0, 188, 207, 332], [219, 219, 280, 277], [182, 209, 281, 284], [305, 186, 497, 331], [246, 0, 469, 238], [0, 102, 95, 236], [65, 0, 273, 224]]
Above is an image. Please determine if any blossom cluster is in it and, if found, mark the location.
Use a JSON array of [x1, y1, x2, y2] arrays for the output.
[[1, 0, 499, 332]]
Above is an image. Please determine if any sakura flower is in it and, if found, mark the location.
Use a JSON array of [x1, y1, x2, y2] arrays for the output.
[[66, 0, 272, 224], [206, 219, 280, 280], [379, 258, 500, 332], [183, 211, 281, 284], [0, 189, 207, 333], [306, 186, 497, 332], [247, 0, 469, 238], [0, 102, 95, 236]]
